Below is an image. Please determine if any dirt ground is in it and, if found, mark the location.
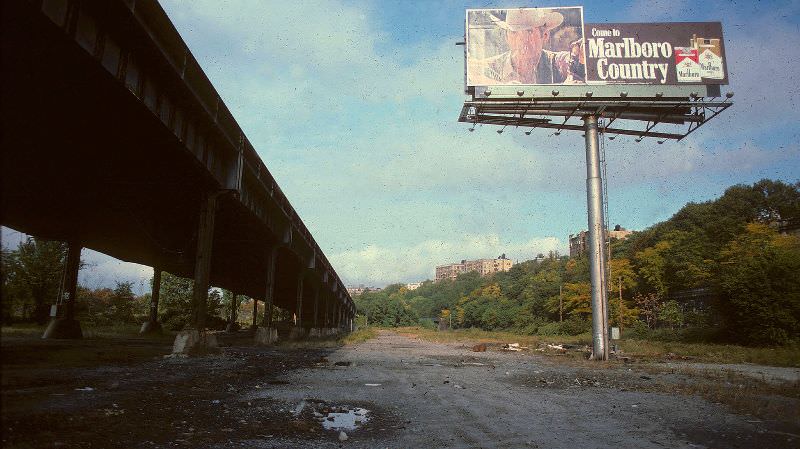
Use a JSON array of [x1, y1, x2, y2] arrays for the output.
[[2, 330, 799, 448]]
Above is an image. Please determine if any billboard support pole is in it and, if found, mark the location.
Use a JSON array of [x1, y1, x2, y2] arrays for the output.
[[584, 114, 609, 361]]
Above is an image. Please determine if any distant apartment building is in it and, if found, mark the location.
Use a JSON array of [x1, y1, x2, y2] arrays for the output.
[[405, 282, 423, 291], [569, 225, 634, 258], [435, 255, 513, 282], [346, 285, 381, 296]]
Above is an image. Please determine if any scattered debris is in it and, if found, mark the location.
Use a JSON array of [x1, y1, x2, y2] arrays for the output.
[[338, 431, 348, 441], [460, 362, 486, 366], [502, 343, 528, 351], [312, 405, 370, 431], [292, 400, 307, 416], [101, 408, 125, 416], [364, 383, 381, 387], [472, 343, 487, 352], [334, 361, 351, 367], [74, 387, 95, 392]]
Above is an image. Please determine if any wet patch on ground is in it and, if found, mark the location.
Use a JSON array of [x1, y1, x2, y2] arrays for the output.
[[1, 333, 355, 448]]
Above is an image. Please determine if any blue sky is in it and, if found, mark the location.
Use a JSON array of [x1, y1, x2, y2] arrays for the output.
[[3, 0, 799, 291]]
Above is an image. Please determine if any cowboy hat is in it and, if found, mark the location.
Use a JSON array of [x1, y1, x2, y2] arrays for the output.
[[491, 8, 564, 32]]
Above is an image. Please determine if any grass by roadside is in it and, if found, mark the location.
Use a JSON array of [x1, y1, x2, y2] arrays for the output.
[[390, 326, 800, 368], [276, 327, 378, 350], [393, 326, 591, 347], [620, 339, 800, 367], [640, 364, 800, 422], [1, 323, 175, 341]]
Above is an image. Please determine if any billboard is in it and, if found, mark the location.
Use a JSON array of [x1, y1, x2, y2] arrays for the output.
[[466, 7, 586, 86], [465, 8, 728, 87], [584, 23, 728, 85]]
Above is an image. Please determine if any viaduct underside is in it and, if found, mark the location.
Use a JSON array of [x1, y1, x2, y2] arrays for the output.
[[1, 0, 354, 350]]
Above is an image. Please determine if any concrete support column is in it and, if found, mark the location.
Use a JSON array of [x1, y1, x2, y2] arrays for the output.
[[140, 268, 163, 334], [256, 247, 278, 345], [312, 288, 320, 328], [324, 295, 330, 328], [172, 193, 220, 355], [225, 293, 240, 333], [42, 241, 83, 339], [295, 276, 304, 325], [289, 276, 305, 340], [190, 194, 217, 331], [251, 298, 259, 329]]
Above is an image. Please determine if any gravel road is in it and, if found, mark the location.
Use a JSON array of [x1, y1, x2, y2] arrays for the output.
[[248, 330, 799, 448], [3, 330, 798, 448]]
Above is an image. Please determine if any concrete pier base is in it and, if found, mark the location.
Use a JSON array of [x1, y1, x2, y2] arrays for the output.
[[171, 330, 219, 356], [288, 326, 306, 340], [311, 328, 338, 338], [139, 320, 162, 335], [309, 328, 340, 338], [254, 327, 278, 345], [42, 318, 83, 339]]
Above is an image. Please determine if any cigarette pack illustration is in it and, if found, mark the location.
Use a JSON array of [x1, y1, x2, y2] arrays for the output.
[[675, 47, 701, 82], [692, 35, 725, 80]]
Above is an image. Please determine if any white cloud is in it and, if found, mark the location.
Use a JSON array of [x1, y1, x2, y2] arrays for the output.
[[1, 227, 153, 295], [331, 233, 563, 286], [78, 250, 153, 295]]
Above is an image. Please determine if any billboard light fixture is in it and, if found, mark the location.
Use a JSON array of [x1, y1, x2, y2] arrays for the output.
[[690, 92, 699, 99], [552, 90, 559, 96], [608, 136, 616, 140], [484, 89, 492, 97], [620, 92, 628, 98], [585, 92, 593, 98], [525, 130, 532, 135], [657, 140, 665, 144], [517, 90, 525, 97], [655, 92, 663, 98], [726, 92, 734, 99]]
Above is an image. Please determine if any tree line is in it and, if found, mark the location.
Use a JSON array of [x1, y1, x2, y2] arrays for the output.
[[355, 179, 800, 346], [1, 239, 244, 330]]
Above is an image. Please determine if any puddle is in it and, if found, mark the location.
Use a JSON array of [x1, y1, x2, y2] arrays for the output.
[[313, 406, 370, 431]]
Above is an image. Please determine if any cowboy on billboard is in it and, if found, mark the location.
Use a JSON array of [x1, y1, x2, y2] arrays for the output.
[[466, 7, 586, 86]]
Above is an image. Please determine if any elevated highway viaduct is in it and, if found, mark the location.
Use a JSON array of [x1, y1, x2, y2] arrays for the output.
[[1, 0, 354, 352]]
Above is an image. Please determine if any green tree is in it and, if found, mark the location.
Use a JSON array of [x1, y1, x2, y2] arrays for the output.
[[659, 300, 684, 330], [158, 272, 193, 330], [635, 240, 671, 297], [718, 223, 800, 345], [1, 238, 67, 324]]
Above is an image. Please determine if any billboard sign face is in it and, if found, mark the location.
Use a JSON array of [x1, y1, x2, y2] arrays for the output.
[[584, 22, 728, 85], [466, 7, 586, 87]]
